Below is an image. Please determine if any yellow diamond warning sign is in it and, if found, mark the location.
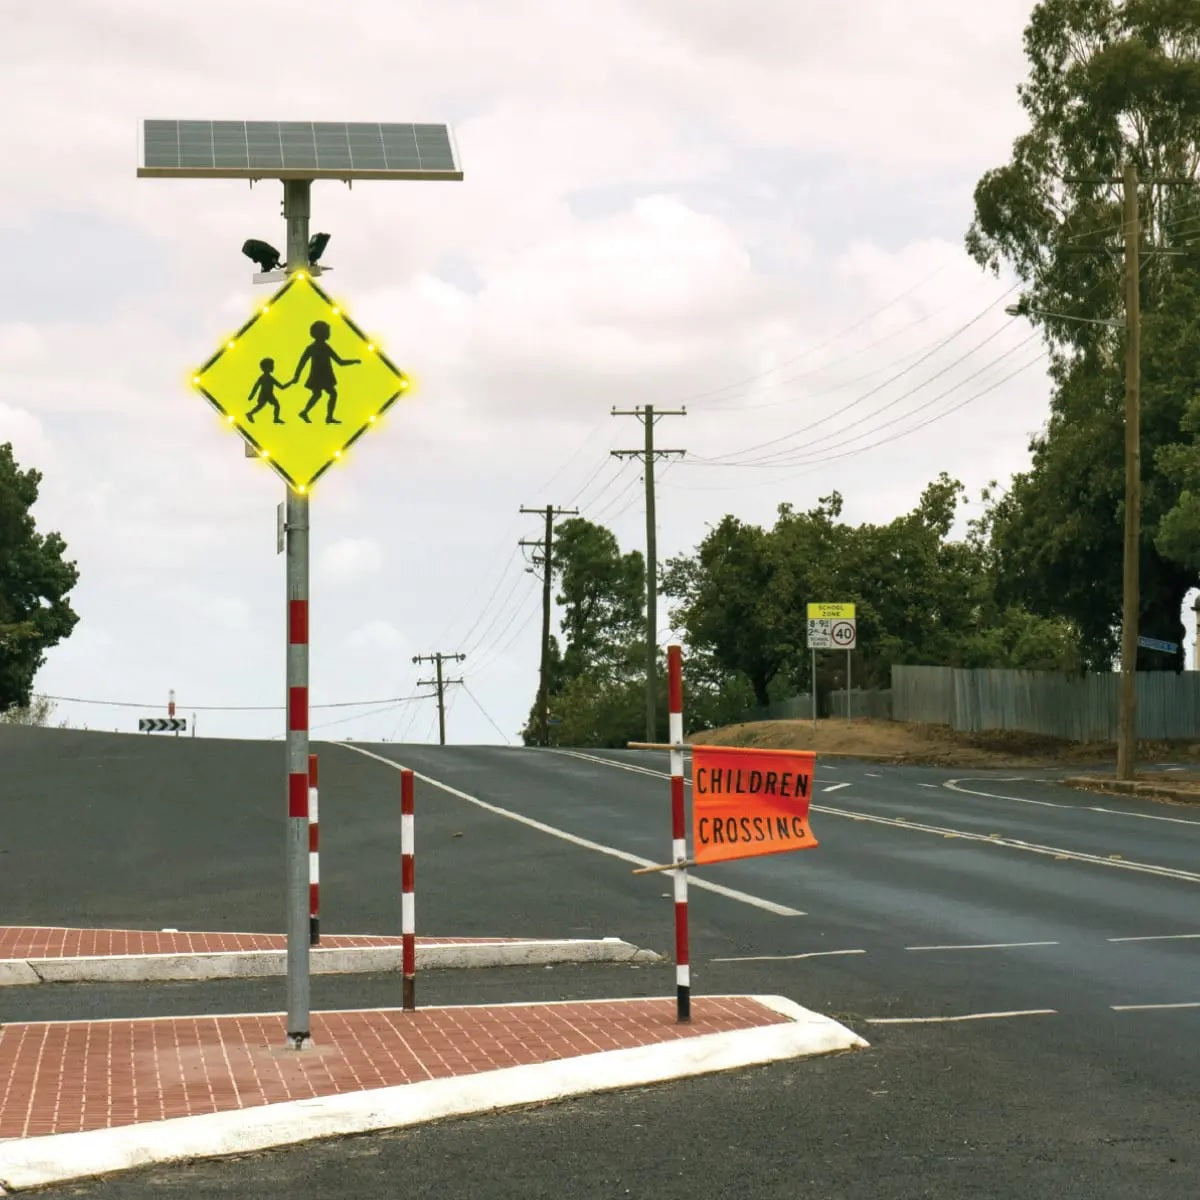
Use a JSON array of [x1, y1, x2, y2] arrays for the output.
[[192, 273, 409, 491]]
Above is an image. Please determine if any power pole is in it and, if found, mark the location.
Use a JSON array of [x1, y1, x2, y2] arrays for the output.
[[1062, 163, 1193, 779], [612, 404, 686, 741], [520, 504, 578, 746], [1117, 160, 1141, 782], [412, 651, 465, 745]]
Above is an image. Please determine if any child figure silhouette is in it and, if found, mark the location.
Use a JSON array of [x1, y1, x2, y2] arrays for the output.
[[247, 357, 289, 424], [291, 320, 360, 425]]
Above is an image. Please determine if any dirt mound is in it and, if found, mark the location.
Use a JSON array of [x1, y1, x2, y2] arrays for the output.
[[688, 717, 1129, 768]]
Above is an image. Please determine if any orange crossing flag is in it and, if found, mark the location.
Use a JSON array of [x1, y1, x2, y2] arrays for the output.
[[692, 745, 818, 865]]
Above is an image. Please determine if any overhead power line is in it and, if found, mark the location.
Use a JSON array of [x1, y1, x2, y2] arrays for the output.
[[689, 284, 1021, 467], [41, 692, 427, 712]]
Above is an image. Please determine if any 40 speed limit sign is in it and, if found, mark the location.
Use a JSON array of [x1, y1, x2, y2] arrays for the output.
[[806, 615, 857, 650]]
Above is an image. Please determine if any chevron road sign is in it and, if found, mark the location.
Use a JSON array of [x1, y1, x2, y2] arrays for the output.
[[139, 718, 187, 733]]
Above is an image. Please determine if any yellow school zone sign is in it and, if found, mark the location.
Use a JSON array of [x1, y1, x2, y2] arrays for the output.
[[192, 273, 409, 491], [807, 602, 855, 620]]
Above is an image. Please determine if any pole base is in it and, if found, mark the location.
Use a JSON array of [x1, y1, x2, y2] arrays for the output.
[[403, 976, 416, 1011], [284, 1032, 313, 1051], [676, 985, 691, 1023], [310, 917, 319, 946]]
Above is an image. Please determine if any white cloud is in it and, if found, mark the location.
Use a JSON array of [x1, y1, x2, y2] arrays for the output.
[[346, 620, 407, 653], [319, 538, 383, 584]]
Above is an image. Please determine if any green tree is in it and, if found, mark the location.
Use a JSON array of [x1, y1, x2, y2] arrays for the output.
[[666, 477, 1083, 718], [552, 518, 645, 683], [966, 0, 1200, 668], [521, 518, 646, 746], [663, 513, 794, 708], [0, 444, 79, 710]]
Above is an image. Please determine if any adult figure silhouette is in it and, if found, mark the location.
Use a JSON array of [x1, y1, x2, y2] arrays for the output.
[[291, 320, 360, 425]]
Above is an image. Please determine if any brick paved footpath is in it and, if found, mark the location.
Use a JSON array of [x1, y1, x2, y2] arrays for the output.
[[0, 998, 788, 1139]]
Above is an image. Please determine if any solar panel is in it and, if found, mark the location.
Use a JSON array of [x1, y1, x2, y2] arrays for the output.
[[138, 120, 462, 180]]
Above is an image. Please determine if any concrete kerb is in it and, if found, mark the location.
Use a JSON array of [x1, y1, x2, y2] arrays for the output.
[[0, 995, 867, 1192], [1063, 775, 1200, 804], [0, 938, 660, 987]]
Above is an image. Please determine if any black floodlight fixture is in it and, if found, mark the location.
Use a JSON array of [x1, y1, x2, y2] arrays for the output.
[[308, 232, 331, 264], [242, 238, 283, 271]]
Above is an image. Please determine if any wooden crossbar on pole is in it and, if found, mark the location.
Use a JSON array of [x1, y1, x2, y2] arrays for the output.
[[632, 859, 697, 876]]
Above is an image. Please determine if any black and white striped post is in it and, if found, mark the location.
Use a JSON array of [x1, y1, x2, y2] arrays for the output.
[[667, 643, 689, 1023], [308, 753, 320, 945]]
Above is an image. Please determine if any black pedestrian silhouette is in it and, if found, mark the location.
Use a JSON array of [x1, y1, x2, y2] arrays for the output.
[[247, 357, 289, 424], [291, 321, 360, 425]]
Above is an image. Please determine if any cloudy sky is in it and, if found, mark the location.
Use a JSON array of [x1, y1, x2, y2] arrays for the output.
[[4, 0, 1119, 745]]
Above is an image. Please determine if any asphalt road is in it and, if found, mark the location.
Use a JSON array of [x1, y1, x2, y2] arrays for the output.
[[2, 727, 1198, 1197]]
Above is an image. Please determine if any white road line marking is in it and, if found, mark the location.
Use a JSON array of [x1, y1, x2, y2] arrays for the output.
[[550, 750, 1200, 885], [1107, 933, 1200, 943], [712, 949, 866, 963], [342, 745, 804, 918], [866, 1009, 1057, 1025], [823, 783, 851, 793], [918, 783, 939, 789], [814, 802, 1200, 884], [552, 748, 673, 780], [1110, 1001, 1200, 1012], [944, 778, 1200, 826], [864, 773, 881, 778], [905, 941, 1059, 952]]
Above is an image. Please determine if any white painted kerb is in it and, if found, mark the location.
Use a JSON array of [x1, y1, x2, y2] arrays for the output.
[[0, 938, 659, 986]]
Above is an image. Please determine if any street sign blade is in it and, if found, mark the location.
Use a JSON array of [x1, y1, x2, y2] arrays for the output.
[[1137, 635, 1178, 655]]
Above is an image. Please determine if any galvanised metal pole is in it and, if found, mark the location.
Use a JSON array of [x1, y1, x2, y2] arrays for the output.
[[284, 177, 312, 1048]]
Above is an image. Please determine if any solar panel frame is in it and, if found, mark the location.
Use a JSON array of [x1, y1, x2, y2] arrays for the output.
[[138, 120, 462, 180]]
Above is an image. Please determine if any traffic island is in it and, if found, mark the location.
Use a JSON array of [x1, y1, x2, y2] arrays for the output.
[[0, 995, 867, 1191]]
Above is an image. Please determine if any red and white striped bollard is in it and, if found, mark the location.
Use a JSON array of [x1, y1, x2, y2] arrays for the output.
[[668, 643, 689, 1022], [401, 768, 416, 1010]]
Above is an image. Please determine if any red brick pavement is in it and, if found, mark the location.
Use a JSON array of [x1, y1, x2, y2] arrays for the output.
[[0, 927, 517, 959], [0, 998, 788, 1138]]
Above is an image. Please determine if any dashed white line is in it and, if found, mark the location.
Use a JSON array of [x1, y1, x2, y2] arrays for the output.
[[905, 940, 1059, 952], [342, 745, 804, 917], [823, 783, 850, 793], [712, 949, 866, 963], [1107, 933, 1200, 943], [864, 772, 881, 778], [918, 783, 939, 789], [866, 1009, 1057, 1025], [1110, 1001, 1200, 1012]]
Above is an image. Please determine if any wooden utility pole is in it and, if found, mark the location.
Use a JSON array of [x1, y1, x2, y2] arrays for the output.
[[1060, 162, 1195, 778], [1117, 160, 1141, 781], [612, 405, 686, 741], [519, 504, 578, 746], [412, 651, 465, 745]]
